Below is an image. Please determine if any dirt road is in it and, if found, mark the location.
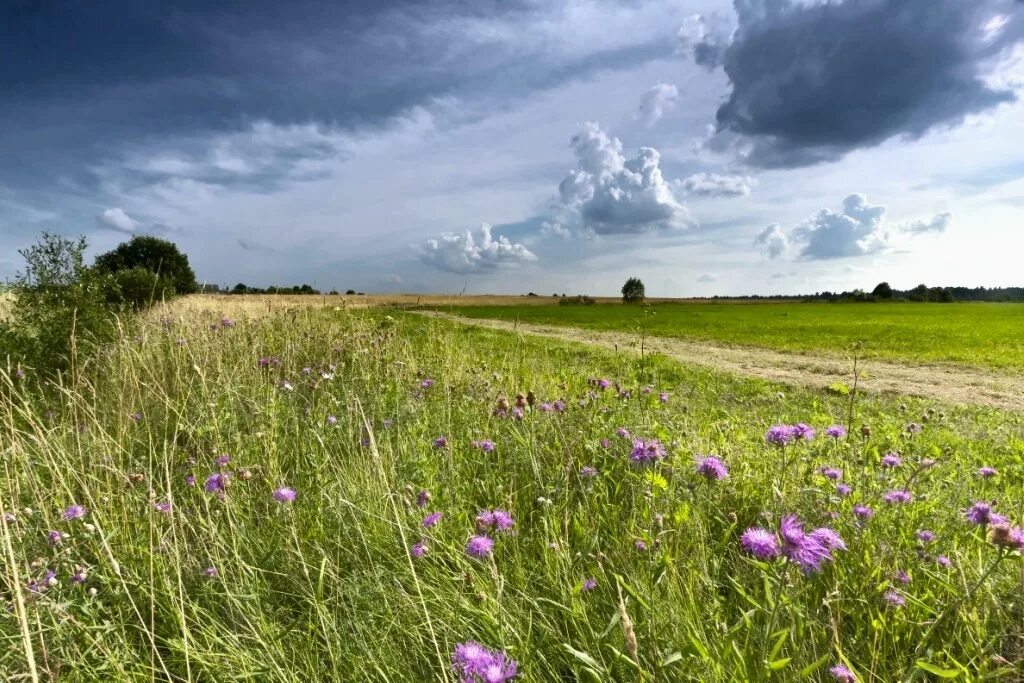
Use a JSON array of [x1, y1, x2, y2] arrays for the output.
[[420, 311, 1024, 411]]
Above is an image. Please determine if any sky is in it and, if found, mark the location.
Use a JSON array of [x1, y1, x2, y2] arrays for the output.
[[2, 0, 1023, 296]]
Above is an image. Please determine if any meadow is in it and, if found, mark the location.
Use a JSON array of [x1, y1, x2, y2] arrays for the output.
[[2, 301, 1023, 681], [444, 302, 1024, 371]]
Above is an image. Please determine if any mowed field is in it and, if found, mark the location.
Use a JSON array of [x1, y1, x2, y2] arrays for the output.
[[3, 297, 1024, 681], [445, 302, 1024, 371]]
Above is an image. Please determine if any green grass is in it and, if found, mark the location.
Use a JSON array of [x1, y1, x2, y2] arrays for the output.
[[444, 301, 1024, 370], [2, 307, 1024, 680]]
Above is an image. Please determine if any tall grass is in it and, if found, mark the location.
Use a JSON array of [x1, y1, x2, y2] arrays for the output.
[[1, 305, 1022, 680]]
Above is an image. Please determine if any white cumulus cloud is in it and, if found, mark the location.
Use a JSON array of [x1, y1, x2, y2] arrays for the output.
[[637, 83, 679, 126], [902, 212, 952, 234], [754, 223, 789, 259], [419, 223, 537, 274], [679, 172, 755, 197], [97, 207, 142, 234], [557, 122, 690, 235]]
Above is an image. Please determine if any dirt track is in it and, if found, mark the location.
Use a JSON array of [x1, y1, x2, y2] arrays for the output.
[[421, 311, 1024, 412]]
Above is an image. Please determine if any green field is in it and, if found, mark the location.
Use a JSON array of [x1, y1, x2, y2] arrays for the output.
[[3, 304, 1024, 680], [446, 302, 1024, 370]]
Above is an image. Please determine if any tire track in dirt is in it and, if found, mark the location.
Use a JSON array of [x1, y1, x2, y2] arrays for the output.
[[419, 311, 1024, 411]]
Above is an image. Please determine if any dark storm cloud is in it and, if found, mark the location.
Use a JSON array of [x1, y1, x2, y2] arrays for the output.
[[689, 0, 1024, 167], [0, 0, 673, 191]]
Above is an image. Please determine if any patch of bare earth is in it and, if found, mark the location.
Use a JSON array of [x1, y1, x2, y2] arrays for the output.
[[420, 311, 1024, 411]]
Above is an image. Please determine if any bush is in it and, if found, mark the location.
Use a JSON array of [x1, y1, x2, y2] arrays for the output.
[[622, 277, 645, 304], [0, 232, 118, 375], [557, 295, 596, 306], [105, 267, 175, 309], [95, 235, 197, 295]]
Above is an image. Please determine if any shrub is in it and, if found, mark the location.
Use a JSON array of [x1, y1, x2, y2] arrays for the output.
[[94, 235, 197, 295], [558, 295, 596, 306], [105, 267, 175, 309], [621, 277, 645, 304]]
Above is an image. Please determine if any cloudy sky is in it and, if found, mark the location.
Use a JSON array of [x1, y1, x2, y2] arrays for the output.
[[2, 0, 1023, 296]]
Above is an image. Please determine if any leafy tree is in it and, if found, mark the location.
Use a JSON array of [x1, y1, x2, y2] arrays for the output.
[[908, 283, 929, 302], [95, 235, 197, 294], [107, 267, 174, 309], [0, 232, 117, 375], [621, 277, 645, 304], [871, 281, 894, 299]]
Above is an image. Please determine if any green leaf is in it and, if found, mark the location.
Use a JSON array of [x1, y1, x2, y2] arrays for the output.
[[915, 661, 960, 678], [800, 654, 830, 677], [768, 658, 791, 671], [561, 644, 606, 676]]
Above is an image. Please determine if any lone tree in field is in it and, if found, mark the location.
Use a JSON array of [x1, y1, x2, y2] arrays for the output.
[[872, 281, 894, 299], [95, 235, 197, 295], [621, 277, 645, 304]]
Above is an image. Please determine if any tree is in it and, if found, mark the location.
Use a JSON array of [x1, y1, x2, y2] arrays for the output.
[[871, 281, 894, 299], [621, 277, 645, 304], [908, 283, 929, 302], [95, 236, 197, 294]]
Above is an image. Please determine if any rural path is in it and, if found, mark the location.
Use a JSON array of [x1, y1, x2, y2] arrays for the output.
[[419, 311, 1024, 412]]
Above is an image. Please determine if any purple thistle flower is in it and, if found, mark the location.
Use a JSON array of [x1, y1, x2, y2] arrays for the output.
[[130, 412, 143, 423], [327, 415, 338, 426], [765, 424, 796, 446], [599, 438, 612, 448], [204, 472, 229, 494], [71, 568, 88, 584], [416, 490, 431, 508], [936, 555, 952, 567], [62, 505, 86, 521], [433, 436, 449, 449], [853, 505, 874, 520], [538, 402, 553, 412], [894, 570, 911, 585], [825, 425, 847, 439], [597, 379, 611, 390], [202, 566, 218, 578], [880, 452, 902, 468], [810, 527, 846, 551], [830, 664, 856, 682], [615, 427, 631, 439], [411, 540, 428, 558], [420, 378, 435, 388], [29, 569, 58, 593], [154, 501, 172, 514], [882, 490, 913, 504], [47, 530, 64, 546], [580, 466, 598, 478], [185, 474, 196, 487], [14, 368, 26, 380], [696, 456, 729, 480], [422, 512, 443, 528], [978, 466, 998, 478], [273, 487, 297, 503], [214, 454, 230, 467], [220, 317, 236, 328], [582, 578, 597, 592], [634, 539, 648, 551], [452, 642, 518, 683], [466, 535, 494, 558], [966, 502, 1006, 526], [740, 527, 780, 559], [820, 467, 842, 480], [780, 515, 839, 573], [836, 484, 852, 497], [512, 407, 524, 420], [659, 392, 670, 403], [630, 438, 666, 464], [793, 423, 815, 441], [490, 509, 515, 532], [916, 529, 935, 543], [553, 400, 567, 412], [905, 422, 923, 434], [883, 590, 906, 608], [472, 439, 496, 452]]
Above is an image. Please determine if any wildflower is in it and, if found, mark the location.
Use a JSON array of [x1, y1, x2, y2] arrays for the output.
[[154, 501, 172, 514], [836, 484, 852, 497], [47, 530, 65, 546], [214, 454, 230, 467], [327, 415, 338, 426], [62, 505, 87, 521], [634, 539, 648, 551], [582, 578, 597, 592], [630, 438, 666, 464], [204, 472, 230, 494], [597, 379, 610, 390], [830, 664, 856, 682], [780, 515, 841, 573], [476, 509, 514, 532], [29, 570, 58, 593], [420, 378, 435, 389], [978, 466, 998, 478], [273, 487, 297, 503], [825, 425, 847, 439], [659, 392, 670, 403], [433, 436, 448, 449], [220, 317, 236, 328], [793, 423, 815, 441], [130, 412, 143, 423], [580, 466, 598, 477], [696, 456, 729, 480], [416, 490, 431, 508], [880, 452, 902, 468], [202, 566, 218, 578], [966, 502, 1006, 526], [820, 467, 842, 480], [988, 523, 1024, 551], [905, 422, 923, 434], [14, 368, 26, 380], [422, 512, 443, 529], [472, 439, 495, 452], [278, 380, 294, 391], [894, 570, 911, 585], [185, 474, 196, 487], [920, 458, 937, 468], [765, 424, 796, 446], [883, 590, 906, 608], [853, 505, 874, 520], [916, 529, 935, 543], [882, 490, 913, 504], [740, 528, 780, 559], [553, 400, 566, 412], [936, 555, 952, 567], [538, 402, 553, 412], [452, 642, 518, 683], [465, 535, 495, 558], [411, 540, 428, 558], [599, 438, 612, 448], [616, 427, 631, 439], [511, 407, 524, 420], [71, 567, 88, 584]]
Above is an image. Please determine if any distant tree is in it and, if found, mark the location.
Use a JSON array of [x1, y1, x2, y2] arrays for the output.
[[232, 283, 249, 294], [346, 289, 356, 295], [908, 283, 929, 302], [872, 281, 894, 299], [621, 277, 645, 304], [95, 236, 197, 294]]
